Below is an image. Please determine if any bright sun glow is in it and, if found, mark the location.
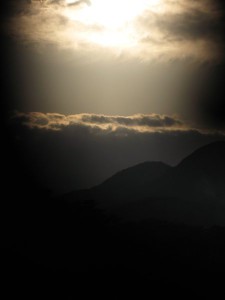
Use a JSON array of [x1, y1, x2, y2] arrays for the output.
[[63, 0, 162, 47]]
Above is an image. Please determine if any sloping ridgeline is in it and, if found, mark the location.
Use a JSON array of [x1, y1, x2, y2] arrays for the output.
[[2, 141, 225, 298], [65, 141, 225, 226]]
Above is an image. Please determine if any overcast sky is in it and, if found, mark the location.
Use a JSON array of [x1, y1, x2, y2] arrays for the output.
[[2, 0, 225, 193]]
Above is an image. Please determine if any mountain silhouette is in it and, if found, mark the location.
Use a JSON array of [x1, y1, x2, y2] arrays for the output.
[[63, 141, 225, 226], [91, 161, 171, 204], [175, 140, 225, 197], [3, 141, 225, 297]]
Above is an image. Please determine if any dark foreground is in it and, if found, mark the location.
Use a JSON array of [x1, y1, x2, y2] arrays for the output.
[[1, 138, 225, 298], [1, 191, 225, 299]]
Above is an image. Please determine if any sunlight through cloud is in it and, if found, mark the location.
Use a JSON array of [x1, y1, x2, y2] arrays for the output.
[[5, 0, 224, 62]]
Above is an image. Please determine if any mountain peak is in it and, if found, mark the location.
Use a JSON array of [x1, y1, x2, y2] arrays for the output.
[[62, 141, 225, 225], [178, 140, 225, 178], [92, 161, 171, 201]]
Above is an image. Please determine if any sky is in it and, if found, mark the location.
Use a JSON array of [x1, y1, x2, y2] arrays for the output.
[[2, 0, 225, 193]]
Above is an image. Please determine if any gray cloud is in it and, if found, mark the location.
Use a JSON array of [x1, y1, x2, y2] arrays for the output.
[[13, 112, 225, 137], [81, 113, 183, 128], [154, 9, 225, 45], [136, 0, 225, 61], [13, 112, 191, 133]]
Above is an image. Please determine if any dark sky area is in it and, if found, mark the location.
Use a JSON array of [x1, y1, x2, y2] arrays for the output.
[[2, 0, 225, 193]]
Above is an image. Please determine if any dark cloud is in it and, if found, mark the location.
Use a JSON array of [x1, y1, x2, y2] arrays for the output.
[[80, 113, 183, 128], [13, 112, 188, 133], [155, 9, 225, 44], [137, 0, 225, 62]]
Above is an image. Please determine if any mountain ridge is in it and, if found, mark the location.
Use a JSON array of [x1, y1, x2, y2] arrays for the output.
[[63, 141, 225, 226]]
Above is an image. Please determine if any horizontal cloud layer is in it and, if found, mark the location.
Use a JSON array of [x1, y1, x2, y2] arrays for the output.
[[14, 112, 185, 132], [10, 111, 225, 193], [13, 112, 225, 136]]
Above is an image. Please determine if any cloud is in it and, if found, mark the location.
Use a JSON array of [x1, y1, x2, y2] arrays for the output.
[[13, 112, 186, 132], [136, 0, 225, 62], [10, 111, 225, 193], [12, 111, 225, 136], [67, 0, 92, 7], [3, 0, 225, 62]]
